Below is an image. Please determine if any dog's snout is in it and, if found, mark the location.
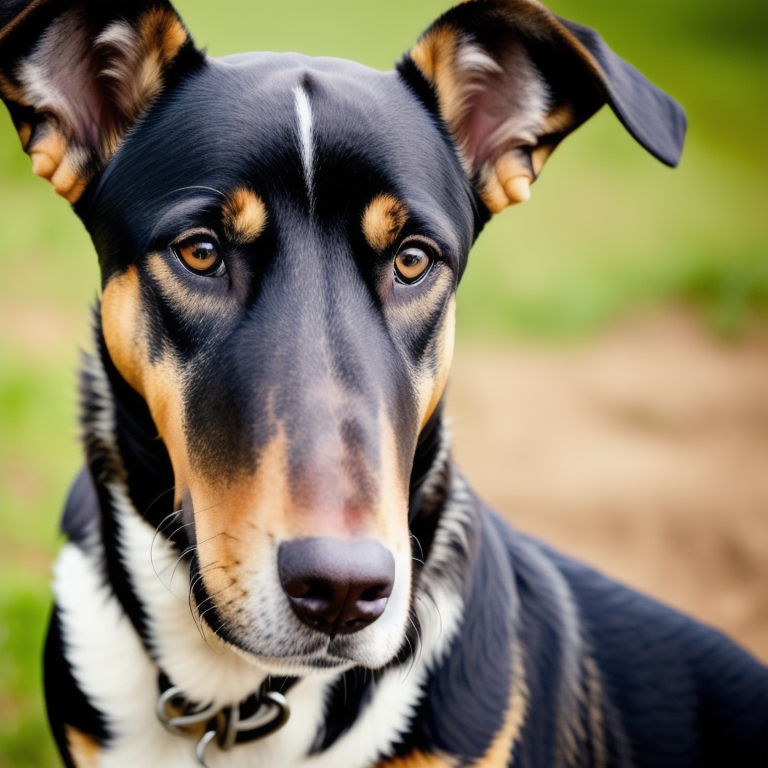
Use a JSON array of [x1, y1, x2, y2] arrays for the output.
[[278, 538, 395, 635]]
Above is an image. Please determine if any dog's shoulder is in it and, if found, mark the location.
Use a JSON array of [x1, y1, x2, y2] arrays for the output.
[[491, 511, 768, 766]]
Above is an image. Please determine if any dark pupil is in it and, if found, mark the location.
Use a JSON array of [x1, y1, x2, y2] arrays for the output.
[[193, 242, 215, 261], [401, 248, 425, 267]]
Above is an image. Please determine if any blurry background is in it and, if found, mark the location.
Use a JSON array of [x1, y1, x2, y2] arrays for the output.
[[0, 1, 766, 764]]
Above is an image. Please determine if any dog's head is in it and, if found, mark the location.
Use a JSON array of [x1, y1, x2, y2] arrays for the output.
[[0, 0, 684, 673]]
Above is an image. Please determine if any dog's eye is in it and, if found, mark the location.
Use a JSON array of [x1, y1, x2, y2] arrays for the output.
[[394, 244, 434, 285], [174, 238, 225, 276]]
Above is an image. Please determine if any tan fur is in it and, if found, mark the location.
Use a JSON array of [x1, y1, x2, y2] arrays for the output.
[[192, 423, 291, 621], [102, 267, 202, 541], [584, 656, 609, 768], [222, 187, 268, 243], [362, 194, 408, 252], [49, 154, 89, 202], [101, 266, 146, 395], [28, 129, 67, 180], [480, 151, 533, 213], [25, 129, 89, 202], [189, 403, 411, 631], [17, 121, 31, 148], [64, 725, 101, 768], [144, 364, 191, 505], [410, 26, 464, 141], [382, 264, 454, 431], [102, 270, 186, 511], [377, 752, 453, 768], [101, 266, 192, 488], [145, 252, 240, 319], [376, 405, 410, 547], [472, 648, 529, 766], [0, 71, 25, 103], [420, 296, 456, 430]]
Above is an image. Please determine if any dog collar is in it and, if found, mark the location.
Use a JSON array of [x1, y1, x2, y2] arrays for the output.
[[155, 674, 296, 767]]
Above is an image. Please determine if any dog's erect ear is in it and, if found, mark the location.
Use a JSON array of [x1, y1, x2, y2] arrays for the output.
[[400, 0, 686, 213], [0, 0, 199, 203]]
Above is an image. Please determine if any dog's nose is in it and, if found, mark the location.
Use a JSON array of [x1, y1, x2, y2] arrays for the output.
[[277, 537, 395, 635]]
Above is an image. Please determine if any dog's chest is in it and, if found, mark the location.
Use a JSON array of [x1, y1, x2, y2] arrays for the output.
[[52, 479, 462, 768]]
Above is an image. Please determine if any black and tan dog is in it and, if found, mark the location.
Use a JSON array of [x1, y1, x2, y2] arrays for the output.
[[2, 1, 767, 766]]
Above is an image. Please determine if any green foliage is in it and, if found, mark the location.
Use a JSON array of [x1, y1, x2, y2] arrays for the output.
[[0, 1, 766, 764]]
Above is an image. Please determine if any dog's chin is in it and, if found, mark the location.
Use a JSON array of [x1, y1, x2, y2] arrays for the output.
[[214, 620, 408, 677], [228, 645, 355, 678], [225, 632, 406, 677]]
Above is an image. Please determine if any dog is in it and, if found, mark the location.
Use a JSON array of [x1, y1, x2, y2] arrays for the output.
[[2, 1, 767, 766]]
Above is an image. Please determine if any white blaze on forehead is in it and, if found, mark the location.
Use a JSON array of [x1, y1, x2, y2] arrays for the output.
[[294, 86, 314, 208]]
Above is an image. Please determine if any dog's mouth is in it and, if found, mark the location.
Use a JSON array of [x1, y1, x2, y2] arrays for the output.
[[202, 610, 411, 677], [189, 538, 414, 675], [227, 636, 384, 677]]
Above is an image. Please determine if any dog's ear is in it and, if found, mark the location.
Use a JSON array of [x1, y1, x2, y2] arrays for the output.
[[400, 0, 686, 213], [0, 0, 199, 203]]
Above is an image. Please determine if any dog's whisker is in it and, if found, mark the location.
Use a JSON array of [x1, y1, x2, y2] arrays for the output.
[[195, 530, 239, 548], [161, 520, 196, 546], [187, 570, 235, 647], [409, 533, 425, 564], [144, 486, 177, 523], [408, 614, 423, 668], [187, 563, 225, 598], [188, 500, 226, 517], [151, 506, 182, 534], [191, 577, 236, 613], [150, 515, 187, 579], [163, 545, 201, 593], [399, 633, 416, 683]]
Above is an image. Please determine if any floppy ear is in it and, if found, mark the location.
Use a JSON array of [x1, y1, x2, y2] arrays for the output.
[[0, 0, 200, 203], [400, 0, 686, 213]]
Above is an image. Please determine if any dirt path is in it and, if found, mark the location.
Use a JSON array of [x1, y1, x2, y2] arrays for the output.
[[447, 309, 768, 663]]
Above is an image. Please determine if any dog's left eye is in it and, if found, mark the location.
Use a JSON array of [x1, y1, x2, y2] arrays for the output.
[[394, 242, 435, 285], [174, 238, 225, 277]]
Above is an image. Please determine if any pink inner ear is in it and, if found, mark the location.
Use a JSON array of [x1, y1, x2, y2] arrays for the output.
[[457, 41, 551, 173], [48, 67, 105, 149], [18, 9, 109, 151]]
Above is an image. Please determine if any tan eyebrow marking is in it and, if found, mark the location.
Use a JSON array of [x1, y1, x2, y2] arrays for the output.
[[222, 187, 268, 243], [362, 194, 408, 252]]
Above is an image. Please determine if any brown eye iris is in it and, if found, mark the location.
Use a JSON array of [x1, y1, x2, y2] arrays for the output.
[[394, 246, 432, 284], [176, 239, 222, 275]]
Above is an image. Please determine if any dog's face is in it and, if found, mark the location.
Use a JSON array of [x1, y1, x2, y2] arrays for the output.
[[0, 0, 683, 673], [96, 54, 471, 670]]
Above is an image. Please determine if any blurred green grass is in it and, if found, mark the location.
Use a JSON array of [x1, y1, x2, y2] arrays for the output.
[[0, 1, 766, 765]]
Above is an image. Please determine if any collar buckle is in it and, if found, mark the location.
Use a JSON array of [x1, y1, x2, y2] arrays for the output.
[[156, 684, 291, 767]]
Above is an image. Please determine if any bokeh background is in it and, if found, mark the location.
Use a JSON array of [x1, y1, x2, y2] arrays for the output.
[[1, 1, 766, 765]]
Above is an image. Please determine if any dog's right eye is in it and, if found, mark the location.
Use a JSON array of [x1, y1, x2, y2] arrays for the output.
[[174, 238, 225, 276]]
